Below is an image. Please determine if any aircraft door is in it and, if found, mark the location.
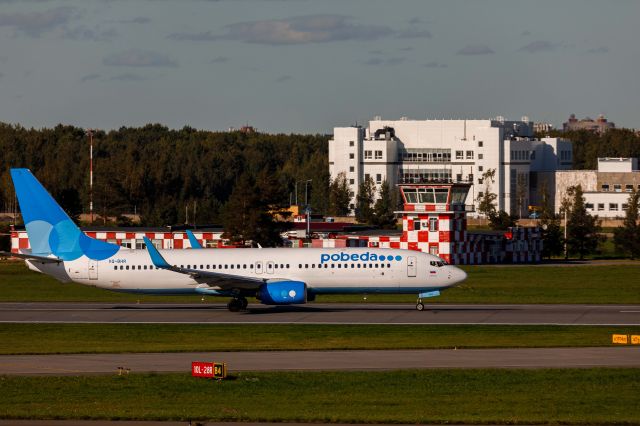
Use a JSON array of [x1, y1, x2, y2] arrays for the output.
[[255, 261, 263, 274], [68, 261, 88, 280], [407, 256, 417, 277], [266, 261, 274, 274], [88, 260, 98, 280]]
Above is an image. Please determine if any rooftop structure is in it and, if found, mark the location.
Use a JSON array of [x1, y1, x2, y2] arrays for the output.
[[563, 114, 615, 133]]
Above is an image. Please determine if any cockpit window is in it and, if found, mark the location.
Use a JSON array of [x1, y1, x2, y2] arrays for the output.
[[429, 260, 444, 268]]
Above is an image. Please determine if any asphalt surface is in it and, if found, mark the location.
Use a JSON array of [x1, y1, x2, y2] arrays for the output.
[[1, 347, 639, 375], [1, 302, 639, 325]]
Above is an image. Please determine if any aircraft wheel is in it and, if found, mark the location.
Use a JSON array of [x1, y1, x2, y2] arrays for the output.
[[227, 299, 241, 312], [239, 297, 248, 310], [416, 302, 425, 311]]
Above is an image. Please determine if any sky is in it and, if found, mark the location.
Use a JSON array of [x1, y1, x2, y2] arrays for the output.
[[0, 0, 638, 134]]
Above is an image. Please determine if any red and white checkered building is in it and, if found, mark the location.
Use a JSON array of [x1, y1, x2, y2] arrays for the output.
[[11, 227, 227, 253], [289, 182, 542, 264]]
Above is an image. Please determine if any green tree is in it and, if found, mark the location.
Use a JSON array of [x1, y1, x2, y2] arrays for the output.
[[477, 168, 497, 218], [613, 189, 640, 258], [488, 210, 517, 230], [221, 174, 286, 247], [373, 180, 398, 229], [328, 172, 351, 216], [538, 181, 563, 258], [355, 175, 376, 224], [565, 185, 602, 259]]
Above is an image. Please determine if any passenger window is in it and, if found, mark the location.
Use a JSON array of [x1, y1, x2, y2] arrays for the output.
[[237, 264, 240, 269], [224, 265, 228, 269], [331, 264, 335, 268], [299, 264, 302, 268], [387, 263, 391, 268], [351, 264, 355, 268], [243, 264, 247, 269], [312, 264, 315, 268], [125, 266, 129, 270], [286, 264, 290, 268], [324, 264, 328, 268], [381, 264, 385, 268], [305, 264, 309, 268], [212, 265, 216, 269], [230, 265, 234, 269], [143, 265, 147, 270], [274, 264, 279, 269], [113, 266, 117, 271]]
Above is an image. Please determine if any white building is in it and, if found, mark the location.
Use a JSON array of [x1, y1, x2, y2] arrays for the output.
[[544, 158, 640, 218], [329, 116, 572, 216]]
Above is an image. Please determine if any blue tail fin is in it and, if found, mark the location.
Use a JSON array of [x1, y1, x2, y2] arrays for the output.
[[10, 168, 119, 261]]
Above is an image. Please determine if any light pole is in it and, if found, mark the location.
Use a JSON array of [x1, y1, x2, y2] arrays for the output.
[[87, 129, 94, 224]]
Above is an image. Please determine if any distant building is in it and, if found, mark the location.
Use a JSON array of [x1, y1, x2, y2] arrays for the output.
[[563, 114, 615, 133], [533, 122, 555, 134], [329, 116, 572, 217], [535, 157, 640, 218]]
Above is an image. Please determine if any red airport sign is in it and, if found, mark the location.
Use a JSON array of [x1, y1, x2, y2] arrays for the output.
[[192, 361, 227, 379]]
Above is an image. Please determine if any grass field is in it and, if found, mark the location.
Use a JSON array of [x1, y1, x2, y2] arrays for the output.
[[1, 260, 640, 304], [2, 323, 640, 354], [0, 369, 638, 424]]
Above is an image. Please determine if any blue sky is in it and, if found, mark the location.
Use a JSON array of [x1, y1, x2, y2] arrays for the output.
[[0, 0, 638, 133]]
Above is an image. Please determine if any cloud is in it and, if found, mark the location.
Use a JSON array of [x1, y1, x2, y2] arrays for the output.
[[170, 14, 394, 45], [275, 75, 293, 83], [364, 57, 406, 66], [587, 46, 609, 54], [457, 44, 495, 55], [64, 26, 117, 41], [0, 6, 76, 37], [103, 49, 178, 67], [424, 61, 447, 68], [408, 17, 423, 25], [518, 40, 559, 53], [397, 28, 432, 39], [168, 31, 217, 41], [80, 73, 100, 83], [209, 56, 230, 63], [521, 30, 531, 37], [117, 17, 151, 24], [110, 73, 148, 82]]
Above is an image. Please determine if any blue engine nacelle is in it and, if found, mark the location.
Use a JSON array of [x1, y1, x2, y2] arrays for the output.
[[258, 281, 307, 305]]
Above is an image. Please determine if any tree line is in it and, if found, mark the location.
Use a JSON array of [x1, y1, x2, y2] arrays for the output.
[[0, 122, 332, 245]]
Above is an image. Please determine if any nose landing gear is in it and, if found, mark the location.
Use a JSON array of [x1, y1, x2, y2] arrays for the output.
[[227, 296, 248, 312], [416, 298, 425, 311]]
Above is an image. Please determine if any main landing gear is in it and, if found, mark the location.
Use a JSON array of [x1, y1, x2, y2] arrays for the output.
[[227, 296, 248, 312]]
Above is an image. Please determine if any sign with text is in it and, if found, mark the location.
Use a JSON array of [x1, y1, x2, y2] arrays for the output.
[[612, 334, 628, 344], [632, 335, 640, 345], [191, 361, 227, 379]]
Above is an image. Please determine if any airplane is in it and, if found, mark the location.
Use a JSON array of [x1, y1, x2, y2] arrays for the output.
[[2, 168, 467, 311]]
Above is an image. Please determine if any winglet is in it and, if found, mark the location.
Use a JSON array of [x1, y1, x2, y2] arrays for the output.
[[143, 237, 171, 269], [185, 230, 202, 249]]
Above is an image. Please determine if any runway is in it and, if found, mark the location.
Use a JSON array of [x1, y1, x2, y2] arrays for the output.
[[0, 302, 639, 325], [1, 347, 639, 375]]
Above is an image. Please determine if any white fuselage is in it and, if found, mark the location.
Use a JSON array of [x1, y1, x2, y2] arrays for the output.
[[27, 247, 466, 296]]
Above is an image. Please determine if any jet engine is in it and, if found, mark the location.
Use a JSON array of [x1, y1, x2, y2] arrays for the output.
[[257, 281, 307, 305]]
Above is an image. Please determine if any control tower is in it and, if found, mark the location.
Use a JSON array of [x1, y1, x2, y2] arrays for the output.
[[396, 181, 473, 264]]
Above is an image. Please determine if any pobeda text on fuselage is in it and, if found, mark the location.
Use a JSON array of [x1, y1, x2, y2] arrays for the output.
[[4, 168, 467, 311]]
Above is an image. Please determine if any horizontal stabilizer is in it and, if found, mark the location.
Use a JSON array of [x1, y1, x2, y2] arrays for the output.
[[0, 251, 62, 264]]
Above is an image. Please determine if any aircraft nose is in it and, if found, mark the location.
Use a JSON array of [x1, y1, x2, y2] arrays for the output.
[[449, 266, 467, 285]]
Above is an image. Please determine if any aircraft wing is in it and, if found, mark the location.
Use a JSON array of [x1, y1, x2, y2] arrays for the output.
[[142, 237, 265, 290], [0, 251, 62, 264]]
